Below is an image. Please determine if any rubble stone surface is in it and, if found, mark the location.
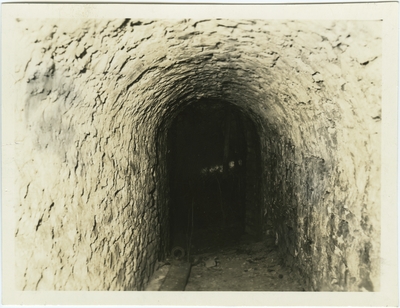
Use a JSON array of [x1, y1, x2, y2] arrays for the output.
[[11, 19, 381, 291]]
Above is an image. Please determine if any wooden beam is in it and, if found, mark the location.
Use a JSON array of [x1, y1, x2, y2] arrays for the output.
[[159, 262, 192, 291]]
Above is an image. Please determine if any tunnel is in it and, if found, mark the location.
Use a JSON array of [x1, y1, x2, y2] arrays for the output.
[[11, 18, 381, 292], [166, 98, 261, 255]]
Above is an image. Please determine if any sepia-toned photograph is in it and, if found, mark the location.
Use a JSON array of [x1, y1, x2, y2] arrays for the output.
[[2, 2, 398, 307]]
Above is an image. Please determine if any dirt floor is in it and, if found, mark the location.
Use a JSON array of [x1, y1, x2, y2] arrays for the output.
[[185, 234, 306, 291], [147, 233, 306, 291]]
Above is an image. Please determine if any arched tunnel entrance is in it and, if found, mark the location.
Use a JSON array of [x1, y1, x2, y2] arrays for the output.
[[11, 17, 382, 293], [167, 99, 261, 256]]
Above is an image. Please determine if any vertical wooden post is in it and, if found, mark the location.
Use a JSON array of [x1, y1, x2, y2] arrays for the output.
[[223, 109, 232, 174]]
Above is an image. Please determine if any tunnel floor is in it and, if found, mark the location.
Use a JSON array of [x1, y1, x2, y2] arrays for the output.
[[185, 235, 305, 291], [147, 231, 306, 291]]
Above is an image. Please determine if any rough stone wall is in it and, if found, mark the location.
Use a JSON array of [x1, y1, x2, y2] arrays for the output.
[[12, 19, 381, 291], [259, 21, 381, 291]]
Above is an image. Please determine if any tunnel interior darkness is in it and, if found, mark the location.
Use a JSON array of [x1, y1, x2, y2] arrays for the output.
[[10, 18, 383, 292], [167, 99, 262, 257]]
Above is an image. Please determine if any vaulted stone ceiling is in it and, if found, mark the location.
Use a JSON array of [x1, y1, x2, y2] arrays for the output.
[[12, 18, 381, 291]]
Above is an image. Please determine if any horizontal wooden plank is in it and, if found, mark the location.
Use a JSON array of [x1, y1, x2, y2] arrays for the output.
[[159, 262, 192, 291]]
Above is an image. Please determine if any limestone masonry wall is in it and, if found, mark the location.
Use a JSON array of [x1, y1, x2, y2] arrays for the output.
[[12, 19, 381, 291]]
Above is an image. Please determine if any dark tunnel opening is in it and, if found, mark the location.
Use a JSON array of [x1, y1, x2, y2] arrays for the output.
[[10, 17, 383, 293], [167, 99, 262, 258]]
